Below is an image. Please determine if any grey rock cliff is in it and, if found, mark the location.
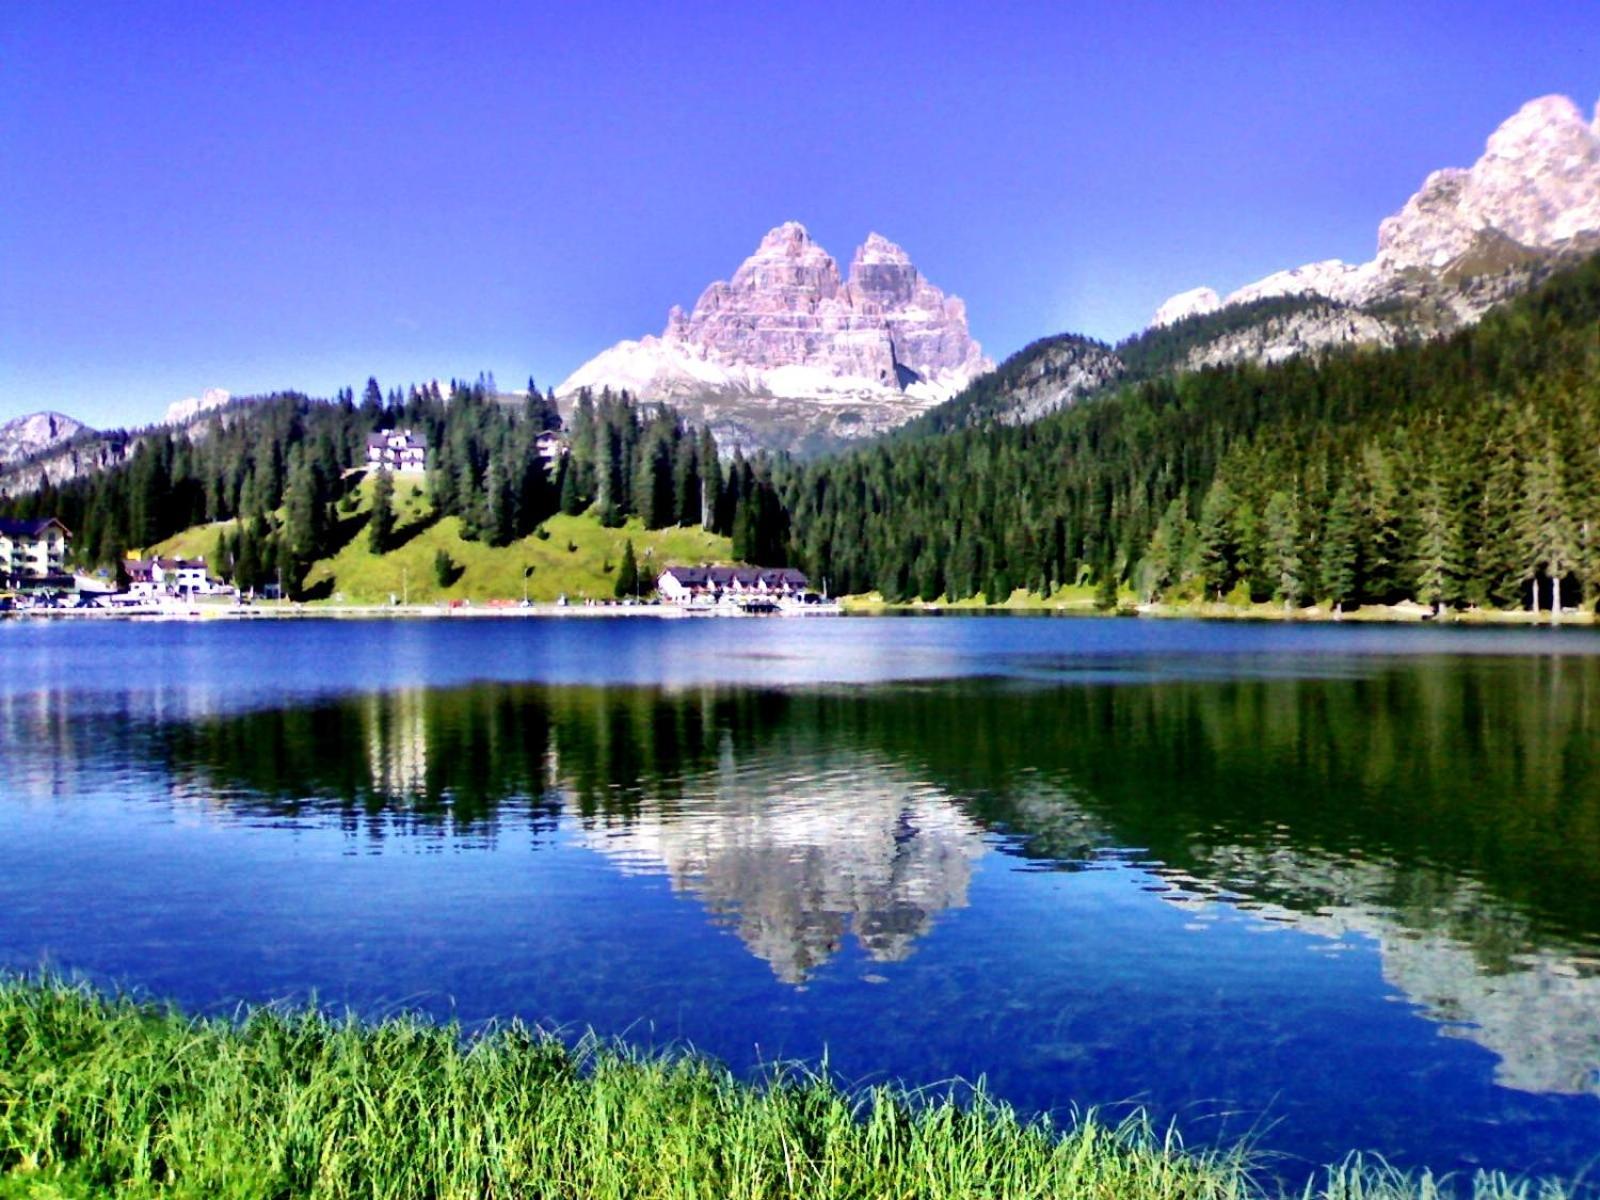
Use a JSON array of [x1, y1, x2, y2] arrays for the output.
[[559, 222, 991, 453], [0, 411, 90, 470], [1148, 93, 1600, 370]]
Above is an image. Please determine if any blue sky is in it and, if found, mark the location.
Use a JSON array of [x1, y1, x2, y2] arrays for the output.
[[3, 1, 1597, 427]]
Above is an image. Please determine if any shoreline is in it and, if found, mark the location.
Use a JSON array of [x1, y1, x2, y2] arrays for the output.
[[2, 598, 1595, 625]]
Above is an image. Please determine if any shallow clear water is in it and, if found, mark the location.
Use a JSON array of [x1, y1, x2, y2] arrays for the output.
[[4, 615, 1600, 1180]]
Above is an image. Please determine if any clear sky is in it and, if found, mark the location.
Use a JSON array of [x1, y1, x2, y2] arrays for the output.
[[3, 1, 1597, 428]]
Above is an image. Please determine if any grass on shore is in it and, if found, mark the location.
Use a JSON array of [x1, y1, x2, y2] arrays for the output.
[[148, 476, 734, 606], [0, 976, 1576, 1200]]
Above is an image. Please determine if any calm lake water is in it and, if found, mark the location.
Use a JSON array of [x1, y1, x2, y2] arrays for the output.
[[3, 615, 1600, 1181]]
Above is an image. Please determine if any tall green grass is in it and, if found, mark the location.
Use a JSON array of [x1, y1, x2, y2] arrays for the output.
[[0, 975, 1576, 1200]]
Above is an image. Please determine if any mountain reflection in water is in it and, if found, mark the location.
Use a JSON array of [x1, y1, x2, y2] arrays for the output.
[[5, 660, 1600, 1099]]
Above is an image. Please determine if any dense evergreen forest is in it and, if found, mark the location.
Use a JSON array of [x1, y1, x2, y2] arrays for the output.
[[0, 378, 787, 597], [9, 255, 1600, 611], [777, 253, 1600, 612]]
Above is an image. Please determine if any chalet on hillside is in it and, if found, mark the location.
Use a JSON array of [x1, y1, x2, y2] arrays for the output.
[[0, 517, 71, 587], [657, 565, 810, 604], [534, 430, 568, 469], [366, 429, 428, 473]]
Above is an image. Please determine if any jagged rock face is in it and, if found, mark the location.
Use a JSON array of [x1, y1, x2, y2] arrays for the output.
[[1179, 304, 1403, 370], [996, 338, 1125, 424], [1377, 96, 1600, 273], [1149, 92, 1600, 358], [163, 387, 232, 426], [0, 411, 89, 469], [0, 433, 127, 497], [559, 222, 990, 453]]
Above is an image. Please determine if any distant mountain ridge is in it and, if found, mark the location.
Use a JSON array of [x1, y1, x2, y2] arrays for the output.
[[1143, 93, 1600, 369], [0, 388, 246, 497], [559, 222, 991, 453], [910, 91, 1600, 434], [0, 411, 90, 471]]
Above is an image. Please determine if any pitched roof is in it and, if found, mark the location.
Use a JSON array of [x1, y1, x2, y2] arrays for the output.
[[659, 564, 809, 588], [0, 517, 70, 538], [367, 429, 427, 449]]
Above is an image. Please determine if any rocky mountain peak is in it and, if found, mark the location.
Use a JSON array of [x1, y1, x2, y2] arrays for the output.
[[1151, 286, 1222, 328], [0, 411, 90, 470], [163, 387, 233, 426], [852, 232, 913, 267], [757, 219, 814, 250], [1152, 91, 1600, 335], [559, 222, 991, 452], [1376, 93, 1600, 274]]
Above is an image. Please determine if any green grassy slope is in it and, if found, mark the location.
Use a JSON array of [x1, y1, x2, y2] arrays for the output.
[[149, 475, 735, 604]]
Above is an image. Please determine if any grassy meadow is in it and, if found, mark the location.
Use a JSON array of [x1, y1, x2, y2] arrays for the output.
[[0, 976, 1577, 1200], [147, 474, 733, 606]]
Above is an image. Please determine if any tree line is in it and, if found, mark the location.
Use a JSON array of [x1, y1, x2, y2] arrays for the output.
[[1, 376, 790, 597], [774, 252, 1600, 613], [15, 253, 1600, 610]]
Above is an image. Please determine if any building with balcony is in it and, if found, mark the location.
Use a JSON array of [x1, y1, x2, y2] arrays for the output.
[[0, 517, 71, 587], [366, 429, 428, 473]]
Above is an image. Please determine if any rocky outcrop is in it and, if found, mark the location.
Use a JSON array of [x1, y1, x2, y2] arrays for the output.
[[992, 337, 1125, 424], [163, 387, 232, 426], [0, 390, 251, 496], [559, 222, 991, 453], [1375, 95, 1600, 276], [0, 431, 129, 496], [1149, 93, 1600, 364], [1178, 303, 1403, 370], [0, 411, 90, 470]]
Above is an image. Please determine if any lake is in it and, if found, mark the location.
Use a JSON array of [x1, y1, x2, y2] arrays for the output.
[[3, 615, 1600, 1182]]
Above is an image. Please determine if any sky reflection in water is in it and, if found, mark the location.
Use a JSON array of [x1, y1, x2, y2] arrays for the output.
[[2, 616, 1600, 1181]]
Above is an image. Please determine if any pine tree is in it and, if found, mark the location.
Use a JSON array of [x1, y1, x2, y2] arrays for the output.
[[1360, 444, 1407, 603], [1263, 490, 1303, 610], [1412, 473, 1461, 613], [1093, 560, 1118, 610], [1196, 479, 1237, 600], [484, 457, 516, 547], [614, 539, 639, 599], [558, 456, 585, 516], [1141, 499, 1187, 602], [282, 451, 325, 570], [1520, 434, 1577, 617], [700, 429, 723, 531], [1320, 482, 1359, 615], [368, 467, 396, 554], [672, 438, 700, 526]]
